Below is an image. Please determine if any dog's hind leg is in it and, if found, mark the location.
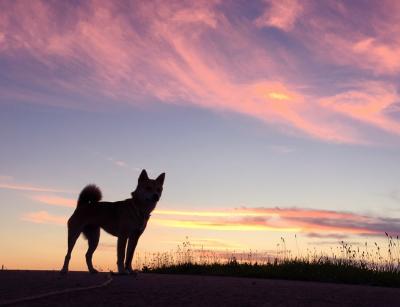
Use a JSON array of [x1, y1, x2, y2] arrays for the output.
[[60, 218, 83, 274], [83, 225, 100, 273]]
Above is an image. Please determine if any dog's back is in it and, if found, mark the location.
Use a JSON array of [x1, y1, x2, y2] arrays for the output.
[[72, 186, 130, 237], [72, 185, 150, 237]]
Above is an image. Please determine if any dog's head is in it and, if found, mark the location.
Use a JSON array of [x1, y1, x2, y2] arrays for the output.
[[132, 169, 165, 210]]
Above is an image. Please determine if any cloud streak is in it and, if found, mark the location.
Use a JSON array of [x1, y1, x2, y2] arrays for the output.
[[1, 1, 400, 144], [0, 182, 72, 193], [31, 195, 75, 207], [21, 206, 400, 239], [21, 211, 67, 225], [153, 207, 400, 237]]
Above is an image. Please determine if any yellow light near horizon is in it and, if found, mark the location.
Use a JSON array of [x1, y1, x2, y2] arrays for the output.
[[152, 218, 301, 232], [153, 209, 278, 218]]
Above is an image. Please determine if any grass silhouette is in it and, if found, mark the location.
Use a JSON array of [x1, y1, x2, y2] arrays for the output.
[[141, 234, 400, 287]]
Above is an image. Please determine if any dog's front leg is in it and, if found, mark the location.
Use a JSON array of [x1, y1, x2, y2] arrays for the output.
[[117, 236, 128, 274], [125, 233, 140, 274]]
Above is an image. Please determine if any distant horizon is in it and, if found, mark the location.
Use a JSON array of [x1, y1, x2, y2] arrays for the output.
[[1, 0, 400, 271]]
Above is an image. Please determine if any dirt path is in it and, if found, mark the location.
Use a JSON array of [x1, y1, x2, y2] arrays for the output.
[[1, 271, 400, 306]]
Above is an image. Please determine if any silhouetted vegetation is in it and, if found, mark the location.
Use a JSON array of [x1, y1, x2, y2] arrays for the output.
[[141, 235, 400, 287]]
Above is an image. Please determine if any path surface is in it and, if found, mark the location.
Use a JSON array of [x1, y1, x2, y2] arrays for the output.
[[1, 270, 400, 306]]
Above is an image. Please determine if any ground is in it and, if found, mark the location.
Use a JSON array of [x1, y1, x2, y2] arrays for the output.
[[1, 270, 400, 306]]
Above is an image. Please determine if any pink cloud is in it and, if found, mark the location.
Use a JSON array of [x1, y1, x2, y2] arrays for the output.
[[320, 82, 400, 135], [235, 207, 368, 221], [1, 1, 400, 144], [0, 175, 73, 193], [292, 1, 400, 76], [352, 38, 400, 74], [0, 182, 71, 193], [255, 0, 303, 31]]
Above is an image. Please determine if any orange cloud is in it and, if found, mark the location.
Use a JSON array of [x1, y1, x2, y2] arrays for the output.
[[21, 211, 67, 225], [31, 195, 75, 207], [0, 176, 73, 194]]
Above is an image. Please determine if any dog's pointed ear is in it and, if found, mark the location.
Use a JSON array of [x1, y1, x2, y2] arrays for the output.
[[156, 173, 165, 185], [138, 169, 148, 183]]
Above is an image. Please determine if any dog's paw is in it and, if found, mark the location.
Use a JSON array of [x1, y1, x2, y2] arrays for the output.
[[115, 269, 130, 276], [125, 268, 138, 276], [89, 268, 99, 274], [129, 271, 138, 277]]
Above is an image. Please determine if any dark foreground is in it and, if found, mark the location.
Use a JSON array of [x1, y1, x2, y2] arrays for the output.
[[1, 270, 400, 307]]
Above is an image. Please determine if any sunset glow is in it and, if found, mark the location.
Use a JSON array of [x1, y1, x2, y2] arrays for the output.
[[1, 0, 400, 271]]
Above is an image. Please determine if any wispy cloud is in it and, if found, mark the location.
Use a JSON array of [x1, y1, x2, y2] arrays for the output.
[[114, 160, 127, 168], [269, 145, 295, 154], [305, 232, 349, 240], [388, 189, 400, 203], [21, 211, 67, 225], [105, 156, 141, 172], [1, 1, 400, 144]]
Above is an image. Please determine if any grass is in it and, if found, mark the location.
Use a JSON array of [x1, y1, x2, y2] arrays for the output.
[[140, 235, 400, 287], [143, 259, 400, 287]]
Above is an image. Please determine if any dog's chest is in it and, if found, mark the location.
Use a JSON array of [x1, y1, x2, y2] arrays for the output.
[[138, 217, 149, 233], [124, 204, 150, 234]]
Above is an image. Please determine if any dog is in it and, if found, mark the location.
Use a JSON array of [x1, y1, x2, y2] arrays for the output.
[[61, 169, 165, 274]]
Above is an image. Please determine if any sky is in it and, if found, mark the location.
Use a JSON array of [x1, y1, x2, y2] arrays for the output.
[[1, 0, 400, 271]]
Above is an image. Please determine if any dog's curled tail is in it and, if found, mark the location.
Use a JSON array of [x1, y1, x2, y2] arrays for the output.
[[77, 184, 102, 207]]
